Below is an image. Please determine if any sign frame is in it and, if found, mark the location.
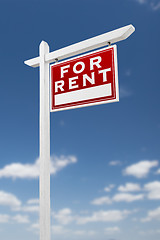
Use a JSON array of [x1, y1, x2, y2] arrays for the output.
[[50, 45, 119, 112]]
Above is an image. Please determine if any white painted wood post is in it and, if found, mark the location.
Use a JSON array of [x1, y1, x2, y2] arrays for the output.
[[39, 41, 50, 240]]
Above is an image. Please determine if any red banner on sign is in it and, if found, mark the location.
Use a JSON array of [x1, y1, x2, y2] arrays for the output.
[[50, 45, 119, 112]]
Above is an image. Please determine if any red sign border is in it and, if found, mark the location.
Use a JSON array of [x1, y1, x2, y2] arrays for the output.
[[50, 45, 119, 112]]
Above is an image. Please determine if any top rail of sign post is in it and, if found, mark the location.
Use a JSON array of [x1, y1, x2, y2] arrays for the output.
[[24, 24, 135, 68]]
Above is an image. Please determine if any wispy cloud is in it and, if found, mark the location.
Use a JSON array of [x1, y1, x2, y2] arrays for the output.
[[104, 184, 115, 192], [0, 191, 21, 208], [0, 191, 39, 215], [139, 229, 160, 235], [91, 196, 112, 205], [52, 208, 131, 226], [52, 225, 69, 235], [0, 214, 10, 223], [136, 0, 147, 4], [54, 208, 74, 225], [118, 183, 141, 192], [123, 160, 159, 178], [156, 168, 160, 174], [16, 205, 39, 213], [151, 1, 160, 10], [113, 193, 144, 202], [120, 86, 132, 98], [134, 0, 160, 11], [13, 198, 39, 213], [77, 210, 131, 224], [52, 226, 96, 236], [0, 155, 77, 179], [59, 120, 65, 126], [91, 192, 144, 205], [109, 160, 121, 166], [0, 213, 30, 224], [125, 69, 132, 77], [32, 222, 97, 236], [28, 222, 39, 235], [27, 198, 39, 205], [104, 226, 120, 234], [92, 182, 144, 205], [144, 181, 160, 200], [141, 206, 160, 222], [12, 214, 30, 223], [74, 230, 96, 236]]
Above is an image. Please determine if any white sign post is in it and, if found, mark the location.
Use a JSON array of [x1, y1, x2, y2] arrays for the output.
[[39, 41, 50, 240], [24, 24, 135, 240]]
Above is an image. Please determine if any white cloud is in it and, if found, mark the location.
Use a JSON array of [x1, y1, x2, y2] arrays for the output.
[[54, 208, 74, 225], [0, 191, 21, 208], [109, 160, 121, 166], [125, 69, 131, 77], [0, 161, 39, 179], [74, 230, 86, 235], [151, 2, 160, 10], [28, 222, 39, 235], [14, 205, 39, 213], [104, 184, 115, 192], [52, 207, 132, 227], [86, 230, 96, 236], [27, 198, 39, 205], [0, 214, 10, 223], [30, 222, 39, 230], [139, 229, 160, 235], [91, 185, 143, 205], [13, 198, 39, 213], [113, 193, 144, 202], [21, 205, 39, 213], [0, 155, 77, 179], [51, 155, 77, 174], [141, 207, 160, 222], [118, 183, 141, 192], [51, 225, 96, 236], [73, 230, 96, 236], [136, 0, 147, 4], [12, 214, 30, 223], [123, 160, 159, 178], [134, 0, 160, 11], [0, 214, 30, 224], [156, 168, 160, 174], [120, 87, 132, 98], [77, 210, 130, 224], [144, 181, 160, 199], [60, 120, 65, 126], [91, 196, 112, 205], [105, 226, 120, 234], [52, 225, 68, 235]]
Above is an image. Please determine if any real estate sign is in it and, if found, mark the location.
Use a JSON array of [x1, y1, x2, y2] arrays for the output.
[[50, 45, 119, 112]]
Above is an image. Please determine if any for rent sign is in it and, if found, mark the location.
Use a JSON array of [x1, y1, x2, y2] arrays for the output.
[[50, 45, 119, 112]]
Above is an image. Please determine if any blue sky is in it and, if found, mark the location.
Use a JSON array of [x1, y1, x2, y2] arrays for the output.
[[0, 0, 160, 239]]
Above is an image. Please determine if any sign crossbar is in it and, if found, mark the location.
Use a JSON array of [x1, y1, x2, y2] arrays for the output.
[[25, 24, 135, 67]]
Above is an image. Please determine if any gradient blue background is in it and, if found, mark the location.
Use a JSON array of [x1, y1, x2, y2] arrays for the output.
[[0, 0, 160, 239]]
